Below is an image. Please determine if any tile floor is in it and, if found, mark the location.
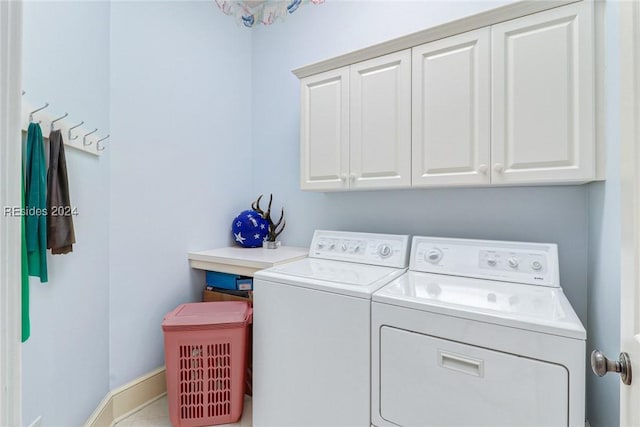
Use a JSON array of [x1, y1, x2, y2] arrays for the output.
[[113, 395, 252, 427]]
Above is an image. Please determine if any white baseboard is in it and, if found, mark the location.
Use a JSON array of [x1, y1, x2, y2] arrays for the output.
[[83, 367, 166, 427], [110, 393, 167, 427], [27, 415, 42, 427]]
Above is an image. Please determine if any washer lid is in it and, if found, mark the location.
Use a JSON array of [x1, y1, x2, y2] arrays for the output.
[[254, 258, 407, 298], [373, 272, 585, 340]]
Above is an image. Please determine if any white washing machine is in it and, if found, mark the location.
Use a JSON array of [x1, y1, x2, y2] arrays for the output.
[[253, 230, 410, 427], [372, 236, 586, 427]]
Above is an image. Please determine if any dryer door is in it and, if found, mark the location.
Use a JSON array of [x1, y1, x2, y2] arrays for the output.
[[379, 326, 569, 426]]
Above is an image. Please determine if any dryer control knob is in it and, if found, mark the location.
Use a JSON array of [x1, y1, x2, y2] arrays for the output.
[[531, 260, 543, 271], [508, 257, 519, 268]]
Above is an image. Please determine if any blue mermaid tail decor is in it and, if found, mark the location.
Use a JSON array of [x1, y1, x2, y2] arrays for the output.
[[215, 0, 324, 27]]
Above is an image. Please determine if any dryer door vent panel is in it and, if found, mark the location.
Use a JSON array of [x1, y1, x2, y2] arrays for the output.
[[379, 326, 569, 426]]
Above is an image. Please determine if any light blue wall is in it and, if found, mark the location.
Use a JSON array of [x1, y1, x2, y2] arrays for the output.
[[108, 1, 253, 389], [250, 0, 589, 323], [586, 1, 620, 426], [21, 1, 253, 422], [21, 2, 111, 426], [19, 1, 619, 425]]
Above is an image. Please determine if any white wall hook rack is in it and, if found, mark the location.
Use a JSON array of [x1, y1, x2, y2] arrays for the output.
[[21, 98, 106, 157]]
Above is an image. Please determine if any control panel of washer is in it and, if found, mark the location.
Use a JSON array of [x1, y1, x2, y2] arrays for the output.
[[310, 230, 410, 268], [410, 236, 559, 287]]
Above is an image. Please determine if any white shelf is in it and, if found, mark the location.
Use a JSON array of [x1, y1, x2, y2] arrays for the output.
[[188, 246, 308, 277]]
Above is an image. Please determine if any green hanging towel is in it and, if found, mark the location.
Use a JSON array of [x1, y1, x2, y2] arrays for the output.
[[25, 122, 48, 283], [21, 166, 30, 342]]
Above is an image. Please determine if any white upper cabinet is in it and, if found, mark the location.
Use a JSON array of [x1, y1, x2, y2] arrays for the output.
[[300, 68, 350, 191], [491, 1, 595, 184], [296, 0, 597, 191], [412, 28, 491, 187], [300, 51, 411, 191], [350, 50, 411, 189]]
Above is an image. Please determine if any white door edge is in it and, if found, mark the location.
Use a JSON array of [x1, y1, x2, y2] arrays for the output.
[[619, 0, 640, 425], [0, 0, 22, 426], [0, 1, 23, 426]]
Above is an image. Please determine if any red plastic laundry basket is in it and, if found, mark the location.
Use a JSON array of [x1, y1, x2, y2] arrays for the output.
[[162, 301, 253, 427]]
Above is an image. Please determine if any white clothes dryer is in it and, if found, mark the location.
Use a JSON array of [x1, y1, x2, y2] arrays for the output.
[[253, 230, 410, 427], [372, 236, 586, 427]]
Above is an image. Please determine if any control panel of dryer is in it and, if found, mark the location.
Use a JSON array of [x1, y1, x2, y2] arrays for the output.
[[410, 237, 559, 287], [310, 230, 410, 269]]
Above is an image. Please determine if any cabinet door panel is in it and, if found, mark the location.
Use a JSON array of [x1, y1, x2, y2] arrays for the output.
[[300, 68, 349, 191], [491, 2, 594, 184], [350, 50, 411, 189], [412, 28, 491, 187]]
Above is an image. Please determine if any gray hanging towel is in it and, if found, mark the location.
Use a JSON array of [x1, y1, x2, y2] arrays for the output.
[[47, 130, 76, 254]]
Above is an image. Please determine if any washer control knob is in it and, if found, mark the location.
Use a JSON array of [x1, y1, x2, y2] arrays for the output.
[[378, 244, 392, 258], [508, 257, 519, 268], [425, 248, 443, 264], [349, 244, 360, 253], [328, 241, 335, 250], [487, 258, 497, 267], [317, 241, 325, 250], [531, 260, 543, 271], [341, 242, 348, 252]]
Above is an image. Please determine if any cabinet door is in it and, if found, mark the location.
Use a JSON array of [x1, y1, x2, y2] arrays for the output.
[[350, 50, 411, 190], [491, 1, 594, 184], [300, 68, 350, 191], [412, 28, 491, 187]]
